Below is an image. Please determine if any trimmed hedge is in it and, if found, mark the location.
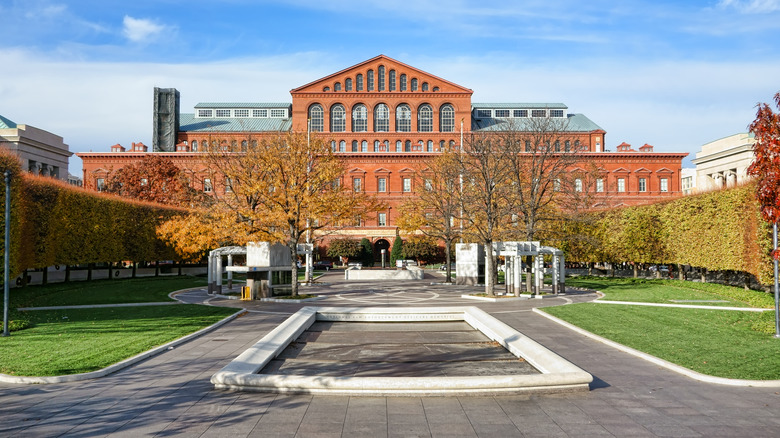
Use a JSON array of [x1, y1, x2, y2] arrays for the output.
[[0, 153, 185, 278], [567, 183, 773, 286]]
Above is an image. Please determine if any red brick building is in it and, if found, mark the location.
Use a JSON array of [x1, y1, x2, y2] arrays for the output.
[[78, 55, 687, 252]]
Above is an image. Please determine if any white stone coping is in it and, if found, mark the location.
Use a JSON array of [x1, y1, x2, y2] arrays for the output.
[[211, 306, 593, 396], [259, 296, 327, 303], [534, 308, 780, 387], [460, 294, 528, 302], [0, 309, 247, 385]]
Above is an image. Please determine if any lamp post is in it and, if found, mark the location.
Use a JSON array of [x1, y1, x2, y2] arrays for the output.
[[3, 170, 10, 337], [774, 223, 780, 338]]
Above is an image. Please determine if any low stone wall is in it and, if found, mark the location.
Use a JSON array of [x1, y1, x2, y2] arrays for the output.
[[344, 267, 424, 281]]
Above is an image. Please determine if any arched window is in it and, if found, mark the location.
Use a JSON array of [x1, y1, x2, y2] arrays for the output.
[[400, 74, 407, 91], [396, 140, 402, 152], [389, 70, 396, 91], [422, 82, 429, 91], [378, 65, 385, 91], [374, 140, 379, 152], [334, 82, 341, 91], [330, 104, 346, 132], [361, 140, 368, 152], [405, 140, 412, 152], [356, 74, 364, 91], [339, 140, 346, 152], [352, 140, 358, 152], [308, 104, 323, 132], [374, 103, 389, 132], [367, 69, 374, 91], [192, 140, 198, 151], [396, 104, 411, 132], [352, 104, 367, 132], [440, 140, 445, 150], [345, 78, 352, 91], [241, 140, 248, 151], [440, 104, 455, 132], [331, 140, 337, 152], [411, 78, 418, 91], [565, 140, 571, 152], [427, 140, 433, 152], [383, 140, 389, 151], [323, 86, 330, 92], [418, 104, 433, 132]]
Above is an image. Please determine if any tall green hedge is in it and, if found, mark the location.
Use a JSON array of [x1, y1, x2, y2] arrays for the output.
[[566, 183, 772, 284], [0, 153, 185, 278]]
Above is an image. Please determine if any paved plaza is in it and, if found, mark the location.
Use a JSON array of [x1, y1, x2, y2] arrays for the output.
[[1, 271, 779, 437]]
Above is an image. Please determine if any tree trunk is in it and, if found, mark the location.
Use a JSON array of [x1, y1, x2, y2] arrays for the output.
[[633, 264, 638, 278], [290, 243, 299, 296], [484, 240, 494, 296], [132, 262, 137, 278], [178, 261, 183, 276], [42, 266, 48, 285], [444, 238, 453, 283], [87, 263, 93, 281], [108, 262, 113, 280], [155, 262, 160, 277], [65, 265, 71, 282]]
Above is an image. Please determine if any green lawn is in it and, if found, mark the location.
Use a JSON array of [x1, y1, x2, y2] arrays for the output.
[[0, 305, 236, 376], [566, 277, 775, 308], [542, 303, 780, 380], [11, 276, 209, 308]]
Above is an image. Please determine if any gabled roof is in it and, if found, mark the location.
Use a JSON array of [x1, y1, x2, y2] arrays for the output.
[[472, 113, 603, 133], [179, 114, 291, 133], [0, 115, 17, 129], [291, 54, 473, 94]]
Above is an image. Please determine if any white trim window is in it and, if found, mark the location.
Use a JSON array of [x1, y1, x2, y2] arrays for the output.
[[617, 178, 625, 193], [660, 178, 669, 192], [402, 177, 411, 192], [377, 177, 386, 192], [378, 213, 387, 227], [270, 109, 287, 118], [638, 177, 647, 192], [215, 109, 231, 117]]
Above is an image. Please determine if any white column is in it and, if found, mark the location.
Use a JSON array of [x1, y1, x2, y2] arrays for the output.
[[207, 251, 214, 294], [227, 254, 233, 290], [216, 255, 223, 294], [552, 255, 559, 295], [513, 256, 522, 296]]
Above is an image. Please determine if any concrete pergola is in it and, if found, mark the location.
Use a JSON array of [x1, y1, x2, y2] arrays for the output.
[[207, 246, 246, 294], [456, 242, 565, 295], [494, 241, 565, 296]]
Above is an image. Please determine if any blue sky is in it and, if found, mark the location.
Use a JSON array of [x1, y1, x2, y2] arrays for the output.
[[2, 0, 780, 176]]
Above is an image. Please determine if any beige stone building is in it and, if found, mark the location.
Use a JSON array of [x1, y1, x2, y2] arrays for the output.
[[691, 133, 755, 192], [0, 114, 72, 181]]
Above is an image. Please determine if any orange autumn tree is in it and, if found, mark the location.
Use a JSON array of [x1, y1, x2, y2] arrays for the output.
[[104, 155, 202, 207], [160, 132, 382, 296]]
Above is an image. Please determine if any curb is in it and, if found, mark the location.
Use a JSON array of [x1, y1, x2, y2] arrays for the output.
[[533, 307, 780, 387], [0, 308, 247, 385]]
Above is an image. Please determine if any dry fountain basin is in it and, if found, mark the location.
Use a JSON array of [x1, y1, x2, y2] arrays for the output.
[[211, 306, 592, 396]]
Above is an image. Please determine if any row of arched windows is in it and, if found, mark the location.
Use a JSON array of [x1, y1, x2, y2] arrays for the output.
[[330, 139, 458, 153], [322, 65, 438, 93], [309, 103, 455, 133]]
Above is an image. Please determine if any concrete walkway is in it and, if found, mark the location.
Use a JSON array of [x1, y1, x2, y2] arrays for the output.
[[1, 271, 779, 437]]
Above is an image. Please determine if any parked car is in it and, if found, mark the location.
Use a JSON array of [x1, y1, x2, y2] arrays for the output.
[[439, 263, 456, 271], [312, 260, 333, 271]]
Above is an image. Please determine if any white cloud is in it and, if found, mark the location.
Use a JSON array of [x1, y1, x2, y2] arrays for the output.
[[122, 16, 166, 43], [717, 0, 780, 13]]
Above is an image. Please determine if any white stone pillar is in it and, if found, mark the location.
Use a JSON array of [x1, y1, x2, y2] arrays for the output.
[[227, 254, 233, 290], [216, 255, 223, 294], [552, 255, 559, 295], [513, 256, 522, 296], [207, 251, 214, 294]]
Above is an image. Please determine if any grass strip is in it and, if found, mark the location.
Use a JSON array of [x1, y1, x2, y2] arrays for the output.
[[542, 303, 780, 380], [10, 276, 209, 309], [567, 277, 773, 308], [0, 304, 236, 377]]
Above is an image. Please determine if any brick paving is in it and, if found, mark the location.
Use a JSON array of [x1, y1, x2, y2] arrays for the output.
[[1, 271, 778, 437]]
